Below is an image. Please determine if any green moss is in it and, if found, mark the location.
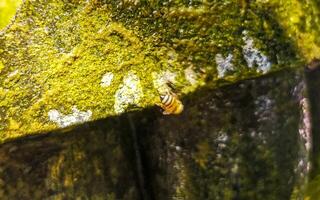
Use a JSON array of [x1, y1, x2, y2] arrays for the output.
[[0, 0, 317, 142], [303, 175, 320, 200], [259, 0, 320, 61], [0, 61, 4, 71]]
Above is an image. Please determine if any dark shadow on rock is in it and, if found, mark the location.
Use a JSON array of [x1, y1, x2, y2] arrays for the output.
[[0, 68, 306, 200], [138, 69, 304, 200], [305, 59, 320, 180]]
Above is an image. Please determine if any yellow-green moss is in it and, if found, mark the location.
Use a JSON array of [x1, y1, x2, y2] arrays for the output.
[[0, 0, 318, 142], [0, 61, 4, 71], [0, 0, 22, 30], [258, 0, 320, 61]]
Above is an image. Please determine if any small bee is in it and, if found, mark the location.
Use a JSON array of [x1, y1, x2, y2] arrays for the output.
[[156, 92, 184, 115]]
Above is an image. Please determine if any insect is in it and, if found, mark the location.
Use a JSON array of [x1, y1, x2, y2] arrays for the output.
[[156, 92, 184, 115]]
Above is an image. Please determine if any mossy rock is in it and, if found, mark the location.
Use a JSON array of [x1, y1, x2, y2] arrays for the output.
[[0, 118, 140, 199], [0, 68, 308, 199], [0, 0, 319, 141]]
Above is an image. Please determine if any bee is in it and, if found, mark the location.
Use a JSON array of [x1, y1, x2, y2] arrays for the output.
[[156, 92, 184, 115]]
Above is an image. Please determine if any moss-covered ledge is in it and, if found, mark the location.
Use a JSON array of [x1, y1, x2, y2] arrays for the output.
[[0, 68, 308, 199], [0, 0, 319, 142]]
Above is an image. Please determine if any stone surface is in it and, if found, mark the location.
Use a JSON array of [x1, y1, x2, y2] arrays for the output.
[[304, 60, 320, 200], [0, 0, 320, 199], [0, 118, 140, 199], [0, 68, 309, 199], [1, 0, 319, 141], [138, 69, 306, 200]]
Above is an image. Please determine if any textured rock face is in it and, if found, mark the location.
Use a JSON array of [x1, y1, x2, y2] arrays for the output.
[[141, 69, 306, 200], [1, 0, 319, 141], [0, 0, 319, 199], [0, 120, 140, 200], [0, 69, 308, 199]]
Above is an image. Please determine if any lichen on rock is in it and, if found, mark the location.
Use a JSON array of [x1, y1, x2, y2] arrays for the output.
[[215, 53, 234, 78], [242, 31, 272, 74], [0, 0, 318, 142], [152, 70, 177, 94], [48, 106, 92, 128], [100, 72, 114, 87], [114, 72, 143, 114], [184, 66, 198, 86]]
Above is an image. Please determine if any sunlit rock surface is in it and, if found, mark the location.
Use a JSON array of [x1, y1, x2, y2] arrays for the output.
[[1, 0, 319, 140], [0, 0, 22, 30]]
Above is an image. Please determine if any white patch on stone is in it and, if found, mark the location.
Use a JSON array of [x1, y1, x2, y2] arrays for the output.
[[184, 67, 198, 85], [242, 31, 271, 73], [48, 106, 92, 128], [175, 146, 182, 151], [215, 53, 234, 78], [152, 70, 177, 93], [100, 72, 114, 87], [7, 70, 19, 78], [114, 72, 143, 114], [48, 110, 60, 122], [216, 132, 229, 143], [254, 95, 274, 122], [299, 98, 311, 151]]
